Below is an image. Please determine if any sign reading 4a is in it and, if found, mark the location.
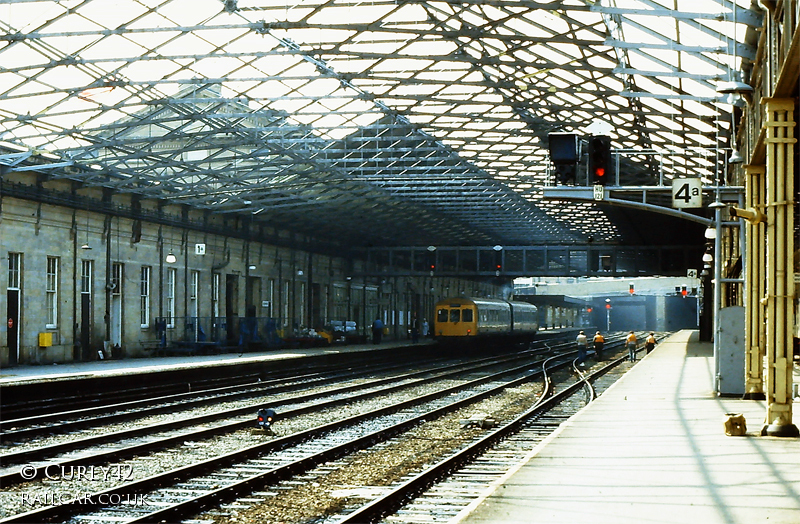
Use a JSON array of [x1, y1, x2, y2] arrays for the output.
[[672, 178, 702, 208]]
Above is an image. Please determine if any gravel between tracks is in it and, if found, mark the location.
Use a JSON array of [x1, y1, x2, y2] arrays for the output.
[[197, 382, 543, 524], [0, 378, 465, 519]]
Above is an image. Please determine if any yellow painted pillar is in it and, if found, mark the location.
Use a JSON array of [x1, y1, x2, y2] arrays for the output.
[[761, 98, 798, 437], [743, 165, 766, 399]]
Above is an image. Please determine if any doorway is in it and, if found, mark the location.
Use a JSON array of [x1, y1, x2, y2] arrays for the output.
[[6, 289, 19, 366], [226, 274, 239, 345]]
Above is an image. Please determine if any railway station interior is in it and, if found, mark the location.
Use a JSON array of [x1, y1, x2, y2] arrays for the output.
[[0, 0, 798, 522]]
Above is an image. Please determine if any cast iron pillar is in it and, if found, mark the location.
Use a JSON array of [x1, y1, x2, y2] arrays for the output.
[[761, 98, 798, 437]]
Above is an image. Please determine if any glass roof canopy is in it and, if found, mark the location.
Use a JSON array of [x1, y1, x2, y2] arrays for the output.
[[0, 0, 759, 249]]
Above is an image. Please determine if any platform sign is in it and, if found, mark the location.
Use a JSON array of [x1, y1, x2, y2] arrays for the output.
[[195, 243, 206, 255], [672, 178, 702, 208], [687, 269, 698, 279]]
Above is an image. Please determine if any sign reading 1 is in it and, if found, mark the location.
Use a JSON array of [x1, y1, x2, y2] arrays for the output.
[[672, 178, 702, 209]]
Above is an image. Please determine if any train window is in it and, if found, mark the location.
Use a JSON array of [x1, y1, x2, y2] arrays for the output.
[[450, 309, 461, 322], [463, 309, 473, 322], [437, 309, 448, 323]]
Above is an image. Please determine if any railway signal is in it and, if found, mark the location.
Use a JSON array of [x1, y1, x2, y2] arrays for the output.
[[426, 245, 436, 275], [588, 135, 611, 185], [548, 132, 578, 185]]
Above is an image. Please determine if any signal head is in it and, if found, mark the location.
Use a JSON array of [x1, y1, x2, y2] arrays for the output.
[[588, 135, 612, 185]]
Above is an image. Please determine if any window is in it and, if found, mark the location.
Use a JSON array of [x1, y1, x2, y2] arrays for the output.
[[437, 308, 448, 323], [140, 266, 151, 327], [299, 282, 306, 327], [463, 309, 473, 322], [449, 309, 461, 323], [111, 263, 122, 295], [166, 268, 176, 328], [81, 260, 92, 294], [8, 252, 20, 289], [282, 280, 290, 326], [46, 256, 59, 328], [211, 273, 220, 319], [266, 279, 275, 317], [190, 270, 199, 318]]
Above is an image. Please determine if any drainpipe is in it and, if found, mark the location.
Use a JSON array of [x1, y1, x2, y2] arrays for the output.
[[740, 165, 766, 399]]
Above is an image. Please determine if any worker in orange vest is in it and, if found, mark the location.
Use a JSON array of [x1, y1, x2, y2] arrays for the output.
[[626, 331, 638, 362], [593, 331, 605, 360], [645, 332, 657, 354]]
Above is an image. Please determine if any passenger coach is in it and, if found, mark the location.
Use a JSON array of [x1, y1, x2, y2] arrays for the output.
[[434, 297, 538, 341]]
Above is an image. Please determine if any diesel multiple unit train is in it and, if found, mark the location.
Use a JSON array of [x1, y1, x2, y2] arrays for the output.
[[434, 297, 539, 341]]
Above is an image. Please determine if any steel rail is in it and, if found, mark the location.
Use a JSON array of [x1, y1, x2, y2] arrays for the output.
[[0, 356, 441, 440], [127, 353, 583, 524], [337, 351, 631, 523], [1, 356, 373, 421], [0, 340, 574, 487], [0, 347, 577, 524]]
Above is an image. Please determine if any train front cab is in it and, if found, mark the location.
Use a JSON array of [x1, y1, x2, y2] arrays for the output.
[[434, 297, 512, 340], [435, 299, 479, 338]]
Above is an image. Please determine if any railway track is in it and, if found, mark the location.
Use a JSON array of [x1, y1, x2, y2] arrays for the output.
[[0, 353, 391, 421], [0, 348, 554, 483], [0, 356, 449, 440], [0, 341, 584, 523], [376, 352, 637, 523], [200, 338, 643, 524], [0, 337, 585, 519], [0, 333, 660, 524]]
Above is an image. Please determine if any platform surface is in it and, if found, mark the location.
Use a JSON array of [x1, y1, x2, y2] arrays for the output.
[[0, 340, 432, 386], [456, 330, 800, 524]]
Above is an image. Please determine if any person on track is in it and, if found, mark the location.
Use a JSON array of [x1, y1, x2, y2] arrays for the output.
[[626, 331, 638, 362], [576, 330, 588, 367], [645, 332, 657, 354], [593, 331, 605, 360]]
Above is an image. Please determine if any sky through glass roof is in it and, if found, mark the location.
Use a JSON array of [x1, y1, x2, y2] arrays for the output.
[[0, 0, 759, 248]]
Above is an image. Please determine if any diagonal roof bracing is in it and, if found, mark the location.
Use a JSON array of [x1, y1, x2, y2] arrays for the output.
[[0, 0, 759, 252]]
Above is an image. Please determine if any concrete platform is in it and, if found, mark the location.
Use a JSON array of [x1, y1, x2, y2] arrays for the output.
[[0, 340, 433, 386], [0, 327, 578, 387], [455, 330, 800, 524]]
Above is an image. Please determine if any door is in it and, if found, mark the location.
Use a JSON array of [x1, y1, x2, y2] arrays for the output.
[[225, 274, 239, 345], [311, 282, 321, 329], [80, 293, 92, 361], [6, 289, 19, 366], [109, 263, 123, 346]]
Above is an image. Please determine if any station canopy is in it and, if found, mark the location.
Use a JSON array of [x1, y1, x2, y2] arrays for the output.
[[0, 0, 758, 249]]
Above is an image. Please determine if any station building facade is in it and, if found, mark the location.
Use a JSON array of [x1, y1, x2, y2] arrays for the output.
[[1, 173, 498, 366]]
